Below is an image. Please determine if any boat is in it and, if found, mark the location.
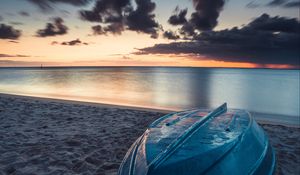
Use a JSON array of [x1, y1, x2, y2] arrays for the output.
[[118, 103, 276, 175]]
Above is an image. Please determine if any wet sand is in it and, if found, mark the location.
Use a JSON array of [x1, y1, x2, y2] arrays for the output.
[[0, 94, 299, 175]]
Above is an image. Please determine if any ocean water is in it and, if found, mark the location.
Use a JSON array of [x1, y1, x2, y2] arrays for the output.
[[0, 67, 299, 117]]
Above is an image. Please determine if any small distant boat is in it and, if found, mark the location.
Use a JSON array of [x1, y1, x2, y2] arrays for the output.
[[118, 103, 276, 175]]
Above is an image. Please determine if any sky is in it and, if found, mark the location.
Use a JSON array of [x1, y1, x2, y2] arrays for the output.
[[0, 0, 299, 68]]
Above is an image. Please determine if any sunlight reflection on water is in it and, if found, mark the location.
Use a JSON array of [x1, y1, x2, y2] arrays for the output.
[[0, 67, 299, 116]]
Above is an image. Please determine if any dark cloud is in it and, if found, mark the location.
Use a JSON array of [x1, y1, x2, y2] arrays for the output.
[[10, 22, 24, 26], [250, 0, 300, 8], [189, 0, 225, 31], [168, 7, 188, 25], [0, 54, 30, 57], [81, 0, 131, 22], [91, 23, 124, 35], [80, 11, 102, 22], [174, 0, 225, 37], [135, 14, 300, 66], [27, 0, 92, 11], [180, 23, 196, 36], [80, 0, 131, 23], [127, 0, 159, 37], [247, 13, 300, 33], [91, 25, 105, 35], [80, 0, 131, 35], [246, 1, 260, 8], [163, 31, 180, 40], [19, 11, 30, 17], [9, 40, 19, 43], [80, 0, 159, 37], [267, 0, 286, 6], [0, 23, 22, 40], [284, 1, 300, 8], [51, 41, 59, 45], [104, 23, 124, 35], [52, 38, 88, 46], [36, 17, 68, 37]]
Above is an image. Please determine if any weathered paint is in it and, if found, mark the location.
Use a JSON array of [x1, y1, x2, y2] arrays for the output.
[[118, 103, 276, 175]]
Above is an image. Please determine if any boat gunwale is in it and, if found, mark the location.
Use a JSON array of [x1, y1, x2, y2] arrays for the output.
[[119, 106, 276, 175], [246, 124, 277, 175], [147, 103, 228, 172]]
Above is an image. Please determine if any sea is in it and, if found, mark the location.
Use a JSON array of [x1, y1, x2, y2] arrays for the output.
[[0, 67, 299, 119]]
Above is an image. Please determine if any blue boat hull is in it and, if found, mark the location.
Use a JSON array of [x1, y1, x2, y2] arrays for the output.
[[118, 103, 276, 175]]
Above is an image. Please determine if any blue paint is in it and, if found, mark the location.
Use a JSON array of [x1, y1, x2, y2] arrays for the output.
[[118, 103, 276, 175]]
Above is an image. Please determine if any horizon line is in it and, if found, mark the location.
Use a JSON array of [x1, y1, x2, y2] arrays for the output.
[[0, 65, 299, 70]]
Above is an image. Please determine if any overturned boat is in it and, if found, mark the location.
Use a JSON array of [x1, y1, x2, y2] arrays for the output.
[[118, 103, 276, 175]]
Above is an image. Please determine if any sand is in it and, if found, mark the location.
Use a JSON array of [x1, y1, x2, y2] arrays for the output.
[[0, 94, 299, 175]]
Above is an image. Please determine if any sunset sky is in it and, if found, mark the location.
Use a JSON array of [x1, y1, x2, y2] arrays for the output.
[[0, 0, 299, 68]]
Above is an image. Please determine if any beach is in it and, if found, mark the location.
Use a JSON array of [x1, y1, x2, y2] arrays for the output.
[[0, 94, 299, 175]]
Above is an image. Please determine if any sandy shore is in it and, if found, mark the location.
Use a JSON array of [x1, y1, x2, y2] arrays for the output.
[[0, 94, 299, 175]]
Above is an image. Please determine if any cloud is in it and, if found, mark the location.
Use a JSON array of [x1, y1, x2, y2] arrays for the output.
[[249, 0, 300, 8], [0, 60, 59, 67], [80, 0, 160, 38], [0, 16, 3, 21], [59, 10, 71, 17], [104, 23, 124, 35], [0, 23, 22, 40], [122, 55, 131, 59], [80, 0, 131, 35], [19, 11, 30, 17], [284, 1, 300, 8], [9, 40, 19, 43], [80, 10, 103, 22], [135, 14, 300, 66], [246, 1, 260, 8], [267, 0, 286, 6], [180, 23, 196, 36], [51, 38, 88, 46], [0, 54, 30, 57], [27, 0, 92, 11], [168, 7, 188, 25], [247, 13, 299, 33], [127, 0, 160, 37], [90, 23, 124, 35], [170, 0, 225, 37], [36, 17, 68, 37], [91, 25, 105, 35], [0, 60, 29, 65], [9, 22, 24, 26], [163, 31, 180, 40], [189, 0, 225, 31]]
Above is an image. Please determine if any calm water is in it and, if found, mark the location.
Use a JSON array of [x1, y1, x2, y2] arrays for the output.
[[0, 67, 299, 117]]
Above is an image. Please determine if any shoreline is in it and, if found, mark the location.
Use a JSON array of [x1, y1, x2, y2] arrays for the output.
[[0, 93, 173, 114], [1, 93, 299, 128], [0, 94, 299, 174]]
